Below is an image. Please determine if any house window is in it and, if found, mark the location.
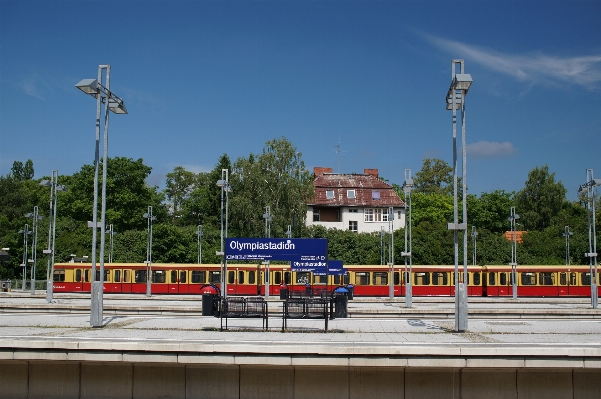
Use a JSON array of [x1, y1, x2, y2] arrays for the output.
[[347, 190, 356, 199], [348, 208, 358, 213], [372, 190, 380, 200], [313, 209, 320, 221], [365, 208, 388, 222], [326, 190, 335, 199], [365, 208, 374, 222], [349, 221, 358, 232]]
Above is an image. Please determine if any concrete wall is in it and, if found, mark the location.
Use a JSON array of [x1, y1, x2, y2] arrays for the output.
[[1, 361, 600, 399]]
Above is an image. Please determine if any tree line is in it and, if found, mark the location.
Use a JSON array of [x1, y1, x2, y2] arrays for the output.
[[0, 137, 598, 282]]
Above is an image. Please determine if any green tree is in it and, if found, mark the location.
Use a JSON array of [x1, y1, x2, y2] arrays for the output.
[[414, 158, 454, 195], [515, 165, 567, 231], [164, 166, 196, 222], [467, 190, 515, 234], [23, 160, 34, 180]]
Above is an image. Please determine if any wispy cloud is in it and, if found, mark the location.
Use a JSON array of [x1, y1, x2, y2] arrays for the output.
[[422, 32, 601, 89], [467, 141, 517, 159], [22, 79, 47, 101]]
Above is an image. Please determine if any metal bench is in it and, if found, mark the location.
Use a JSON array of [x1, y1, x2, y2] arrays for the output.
[[282, 298, 329, 332], [220, 297, 269, 331]]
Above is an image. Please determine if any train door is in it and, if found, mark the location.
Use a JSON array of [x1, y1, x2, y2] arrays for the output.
[[558, 272, 569, 296], [499, 272, 510, 296], [112, 269, 123, 293], [226, 269, 236, 296], [257, 265, 263, 295], [73, 268, 84, 291], [121, 269, 132, 293]]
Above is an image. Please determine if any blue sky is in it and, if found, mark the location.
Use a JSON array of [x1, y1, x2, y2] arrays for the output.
[[1, 0, 600, 200]]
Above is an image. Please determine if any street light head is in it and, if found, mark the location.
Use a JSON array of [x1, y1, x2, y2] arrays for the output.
[[453, 74, 473, 92], [39, 180, 52, 187], [56, 184, 68, 193], [75, 79, 100, 95], [593, 178, 601, 187], [216, 179, 226, 187], [108, 99, 128, 114]]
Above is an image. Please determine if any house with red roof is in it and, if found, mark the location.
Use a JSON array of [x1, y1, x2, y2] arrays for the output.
[[306, 167, 406, 233]]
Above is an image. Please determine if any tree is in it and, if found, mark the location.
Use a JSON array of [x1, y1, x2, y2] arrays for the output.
[[467, 190, 515, 234], [414, 158, 454, 195], [164, 166, 196, 221], [515, 165, 567, 231], [23, 160, 34, 180], [230, 137, 313, 238]]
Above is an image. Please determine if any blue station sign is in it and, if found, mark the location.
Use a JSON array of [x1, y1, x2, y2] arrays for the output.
[[225, 238, 328, 261], [293, 259, 345, 275]]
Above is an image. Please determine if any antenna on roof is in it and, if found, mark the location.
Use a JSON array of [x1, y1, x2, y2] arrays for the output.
[[332, 138, 347, 173]]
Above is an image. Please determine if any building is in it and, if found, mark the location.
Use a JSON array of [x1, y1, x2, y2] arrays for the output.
[[306, 167, 406, 233]]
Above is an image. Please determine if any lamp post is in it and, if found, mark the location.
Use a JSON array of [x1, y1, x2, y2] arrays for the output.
[[380, 227, 385, 265], [76, 65, 127, 327], [143, 207, 157, 297], [216, 169, 231, 298], [263, 206, 272, 299], [18, 224, 32, 291], [579, 169, 601, 309], [40, 171, 67, 302], [471, 226, 478, 266], [402, 169, 414, 307], [106, 224, 117, 263], [563, 226, 573, 266], [508, 207, 520, 300], [196, 225, 203, 264], [25, 206, 43, 294], [388, 206, 395, 299], [446, 59, 472, 332]]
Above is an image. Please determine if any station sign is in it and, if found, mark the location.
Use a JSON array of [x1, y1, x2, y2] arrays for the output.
[[293, 259, 345, 276], [225, 238, 327, 261]]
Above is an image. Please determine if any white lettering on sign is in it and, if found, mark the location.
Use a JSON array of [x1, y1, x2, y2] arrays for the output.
[[229, 239, 296, 252]]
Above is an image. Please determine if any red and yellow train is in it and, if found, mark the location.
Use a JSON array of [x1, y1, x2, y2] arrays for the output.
[[51, 262, 600, 297]]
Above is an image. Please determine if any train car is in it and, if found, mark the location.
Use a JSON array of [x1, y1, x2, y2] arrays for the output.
[[51, 262, 600, 297]]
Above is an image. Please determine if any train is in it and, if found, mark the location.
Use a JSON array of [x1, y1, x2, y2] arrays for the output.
[[50, 262, 600, 297]]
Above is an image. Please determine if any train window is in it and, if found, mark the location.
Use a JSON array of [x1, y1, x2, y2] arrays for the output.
[[473, 273, 480, 286], [284, 272, 291, 284], [521, 273, 536, 285], [559, 273, 567, 285], [135, 270, 147, 283], [114, 270, 121, 283], [171, 271, 177, 283], [209, 271, 221, 284], [123, 270, 131, 283], [75, 269, 82, 283], [238, 271, 245, 284], [414, 272, 430, 285], [274, 272, 281, 285], [500, 273, 507, 285], [85, 269, 91, 283], [373, 272, 388, 285], [53, 269, 65, 282], [394, 272, 400, 285], [570, 273, 577, 285], [432, 272, 447, 286], [95, 270, 110, 282], [403, 272, 410, 284], [355, 272, 369, 285], [539, 272, 555, 286], [152, 270, 166, 283], [249, 271, 256, 284], [488, 273, 496, 285], [296, 272, 310, 284], [192, 271, 206, 284], [333, 275, 341, 285], [582, 273, 591, 286], [228, 271, 235, 284], [314, 275, 327, 284], [180, 271, 187, 283]]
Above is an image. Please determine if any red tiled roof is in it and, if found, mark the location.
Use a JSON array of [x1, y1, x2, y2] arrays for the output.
[[309, 173, 405, 207]]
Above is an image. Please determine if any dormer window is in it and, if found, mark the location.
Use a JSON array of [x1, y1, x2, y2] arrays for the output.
[[372, 190, 380, 200], [347, 189, 356, 199], [326, 190, 335, 199]]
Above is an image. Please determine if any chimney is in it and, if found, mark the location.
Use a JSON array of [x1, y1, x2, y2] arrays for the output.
[[364, 168, 378, 178], [314, 167, 333, 176]]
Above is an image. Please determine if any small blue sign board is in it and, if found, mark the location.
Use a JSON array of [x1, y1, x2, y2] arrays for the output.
[[293, 259, 345, 276], [225, 238, 327, 261]]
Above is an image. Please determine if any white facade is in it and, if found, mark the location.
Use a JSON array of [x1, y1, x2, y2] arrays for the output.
[[306, 206, 406, 234]]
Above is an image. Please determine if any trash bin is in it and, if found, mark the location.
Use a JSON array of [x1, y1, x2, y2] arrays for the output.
[[334, 291, 348, 318], [279, 283, 288, 300], [346, 284, 354, 300], [200, 284, 220, 317], [1, 280, 11, 292]]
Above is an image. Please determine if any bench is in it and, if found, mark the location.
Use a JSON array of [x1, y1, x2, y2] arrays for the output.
[[220, 297, 269, 331], [282, 298, 329, 332]]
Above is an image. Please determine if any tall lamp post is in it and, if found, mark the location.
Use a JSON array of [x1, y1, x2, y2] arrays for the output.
[[471, 226, 478, 266], [579, 169, 601, 309], [446, 59, 472, 332], [508, 207, 520, 300], [216, 169, 231, 298], [76, 65, 127, 327], [143, 206, 157, 297], [263, 206, 272, 299], [388, 206, 395, 299], [563, 226, 573, 266], [40, 171, 67, 302], [25, 206, 43, 294], [196, 225, 203, 264], [18, 224, 32, 291], [106, 224, 117, 263], [402, 169, 414, 307]]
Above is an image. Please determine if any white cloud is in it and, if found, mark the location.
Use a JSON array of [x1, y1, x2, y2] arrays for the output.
[[422, 33, 601, 89], [467, 141, 517, 159]]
